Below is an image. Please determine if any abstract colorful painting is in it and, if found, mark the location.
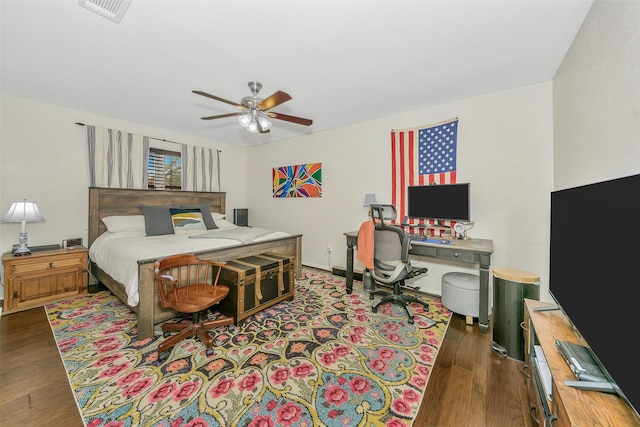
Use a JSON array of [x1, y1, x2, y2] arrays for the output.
[[272, 162, 322, 198]]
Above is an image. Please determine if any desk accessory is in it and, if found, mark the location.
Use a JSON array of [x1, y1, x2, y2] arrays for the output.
[[63, 238, 83, 248], [454, 221, 474, 239]]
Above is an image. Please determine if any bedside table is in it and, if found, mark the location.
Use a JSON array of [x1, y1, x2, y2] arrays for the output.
[[2, 247, 89, 315]]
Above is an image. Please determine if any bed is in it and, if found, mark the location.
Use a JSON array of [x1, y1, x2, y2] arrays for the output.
[[88, 187, 302, 339]]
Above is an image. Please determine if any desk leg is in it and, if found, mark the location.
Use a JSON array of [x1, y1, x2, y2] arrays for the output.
[[478, 253, 491, 333], [346, 239, 355, 294]]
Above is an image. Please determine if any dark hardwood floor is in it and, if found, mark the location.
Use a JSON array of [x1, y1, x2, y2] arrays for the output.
[[0, 307, 84, 427], [0, 302, 532, 427]]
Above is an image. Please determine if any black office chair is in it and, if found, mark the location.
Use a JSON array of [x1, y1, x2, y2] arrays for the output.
[[368, 204, 429, 324]]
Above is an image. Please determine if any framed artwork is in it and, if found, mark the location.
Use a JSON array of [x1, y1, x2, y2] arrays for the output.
[[272, 163, 322, 198]]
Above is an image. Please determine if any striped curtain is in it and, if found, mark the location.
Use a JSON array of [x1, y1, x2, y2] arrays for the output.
[[181, 144, 220, 192], [87, 125, 148, 189]]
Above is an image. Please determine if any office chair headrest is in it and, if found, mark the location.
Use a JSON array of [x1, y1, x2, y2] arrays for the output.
[[370, 204, 397, 221]]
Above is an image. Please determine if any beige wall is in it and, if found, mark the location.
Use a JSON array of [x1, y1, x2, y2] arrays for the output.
[[553, 0, 640, 190], [0, 94, 246, 261], [0, 83, 555, 301], [245, 82, 554, 298]]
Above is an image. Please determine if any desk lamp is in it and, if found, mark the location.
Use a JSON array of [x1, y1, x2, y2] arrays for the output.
[[363, 193, 377, 217], [1, 199, 46, 256]]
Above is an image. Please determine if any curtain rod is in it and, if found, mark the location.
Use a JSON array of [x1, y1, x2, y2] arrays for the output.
[[75, 122, 222, 152]]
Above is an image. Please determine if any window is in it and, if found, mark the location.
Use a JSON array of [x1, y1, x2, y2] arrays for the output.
[[148, 148, 182, 190]]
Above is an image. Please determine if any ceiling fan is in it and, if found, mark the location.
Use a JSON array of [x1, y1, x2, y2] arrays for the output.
[[193, 81, 313, 134]]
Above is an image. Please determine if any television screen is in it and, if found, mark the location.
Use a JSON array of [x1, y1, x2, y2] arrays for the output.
[[549, 173, 640, 415], [407, 183, 470, 222]]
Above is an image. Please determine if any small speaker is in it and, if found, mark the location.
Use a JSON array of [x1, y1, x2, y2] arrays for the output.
[[233, 208, 248, 227]]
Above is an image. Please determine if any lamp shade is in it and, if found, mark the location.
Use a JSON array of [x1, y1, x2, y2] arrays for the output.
[[363, 193, 377, 207], [1, 200, 45, 223], [2, 200, 45, 255], [257, 115, 272, 131], [237, 112, 252, 128], [247, 120, 259, 134]]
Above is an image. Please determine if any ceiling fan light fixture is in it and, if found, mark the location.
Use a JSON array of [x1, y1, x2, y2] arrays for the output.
[[238, 112, 252, 128], [258, 115, 272, 131], [193, 81, 313, 134], [247, 120, 259, 133]]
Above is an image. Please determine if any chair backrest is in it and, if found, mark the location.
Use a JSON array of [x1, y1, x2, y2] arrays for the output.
[[370, 204, 410, 266], [154, 253, 228, 313]]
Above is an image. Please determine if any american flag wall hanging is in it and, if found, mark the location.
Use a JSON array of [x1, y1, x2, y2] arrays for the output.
[[391, 118, 459, 225]]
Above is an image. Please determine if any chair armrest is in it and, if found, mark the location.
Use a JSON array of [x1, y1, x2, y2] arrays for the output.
[[401, 234, 411, 263]]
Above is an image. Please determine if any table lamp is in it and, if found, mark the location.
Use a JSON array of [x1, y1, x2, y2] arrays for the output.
[[1, 199, 46, 256], [363, 193, 377, 217]]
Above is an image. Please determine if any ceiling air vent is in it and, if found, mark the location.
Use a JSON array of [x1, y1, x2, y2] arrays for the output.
[[78, 0, 132, 23]]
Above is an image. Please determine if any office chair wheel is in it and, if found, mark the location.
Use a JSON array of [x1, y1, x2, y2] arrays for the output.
[[372, 305, 378, 313], [163, 331, 172, 338], [408, 317, 414, 324], [369, 293, 374, 300], [206, 348, 214, 357], [158, 351, 169, 363]]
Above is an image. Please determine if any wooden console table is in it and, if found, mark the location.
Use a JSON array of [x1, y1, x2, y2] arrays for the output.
[[524, 298, 640, 426], [344, 230, 493, 332]]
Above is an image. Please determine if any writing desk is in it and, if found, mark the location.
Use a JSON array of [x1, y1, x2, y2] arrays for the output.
[[344, 231, 494, 332]]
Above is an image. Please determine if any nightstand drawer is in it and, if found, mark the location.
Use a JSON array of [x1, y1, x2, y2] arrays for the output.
[[9, 253, 84, 275]]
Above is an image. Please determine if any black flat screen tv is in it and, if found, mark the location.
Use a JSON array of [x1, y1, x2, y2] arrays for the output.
[[549, 173, 640, 415], [407, 183, 470, 222]]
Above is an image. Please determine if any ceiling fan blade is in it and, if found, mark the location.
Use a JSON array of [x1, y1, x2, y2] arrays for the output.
[[267, 112, 313, 126], [258, 91, 292, 111], [193, 90, 244, 108], [201, 112, 242, 120]]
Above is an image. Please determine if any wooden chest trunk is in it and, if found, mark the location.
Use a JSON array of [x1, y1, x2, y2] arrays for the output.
[[217, 252, 295, 325]]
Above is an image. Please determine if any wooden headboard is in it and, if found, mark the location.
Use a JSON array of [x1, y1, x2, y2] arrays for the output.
[[88, 187, 226, 247]]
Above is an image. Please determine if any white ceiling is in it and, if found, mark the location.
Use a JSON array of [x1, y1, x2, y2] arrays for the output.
[[1, 0, 593, 147]]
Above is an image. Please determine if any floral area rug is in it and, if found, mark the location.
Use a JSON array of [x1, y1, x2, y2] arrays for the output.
[[47, 268, 451, 427]]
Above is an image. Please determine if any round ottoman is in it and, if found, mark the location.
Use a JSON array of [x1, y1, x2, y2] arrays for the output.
[[442, 272, 480, 325]]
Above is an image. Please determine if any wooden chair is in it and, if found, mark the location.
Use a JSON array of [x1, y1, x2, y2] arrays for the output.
[[154, 253, 234, 361]]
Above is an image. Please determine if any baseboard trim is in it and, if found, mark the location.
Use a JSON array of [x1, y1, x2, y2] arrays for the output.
[[331, 266, 363, 281]]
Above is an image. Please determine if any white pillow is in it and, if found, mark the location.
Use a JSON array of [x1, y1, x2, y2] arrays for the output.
[[102, 215, 146, 233], [211, 212, 225, 220], [213, 218, 236, 230]]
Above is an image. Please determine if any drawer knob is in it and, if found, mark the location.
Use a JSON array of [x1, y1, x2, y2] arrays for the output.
[[48, 262, 55, 270], [454, 252, 459, 257]]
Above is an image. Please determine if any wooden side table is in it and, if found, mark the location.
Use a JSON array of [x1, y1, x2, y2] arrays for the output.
[[2, 247, 89, 315]]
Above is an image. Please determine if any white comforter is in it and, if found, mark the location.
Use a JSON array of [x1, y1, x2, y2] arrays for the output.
[[89, 223, 290, 306]]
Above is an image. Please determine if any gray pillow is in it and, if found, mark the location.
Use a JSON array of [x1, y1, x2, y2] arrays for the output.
[[140, 205, 175, 236], [180, 204, 218, 229]]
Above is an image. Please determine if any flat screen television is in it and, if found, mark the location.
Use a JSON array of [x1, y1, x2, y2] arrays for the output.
[[407, 183, 470, 222], [549, 173, 640, 415]]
